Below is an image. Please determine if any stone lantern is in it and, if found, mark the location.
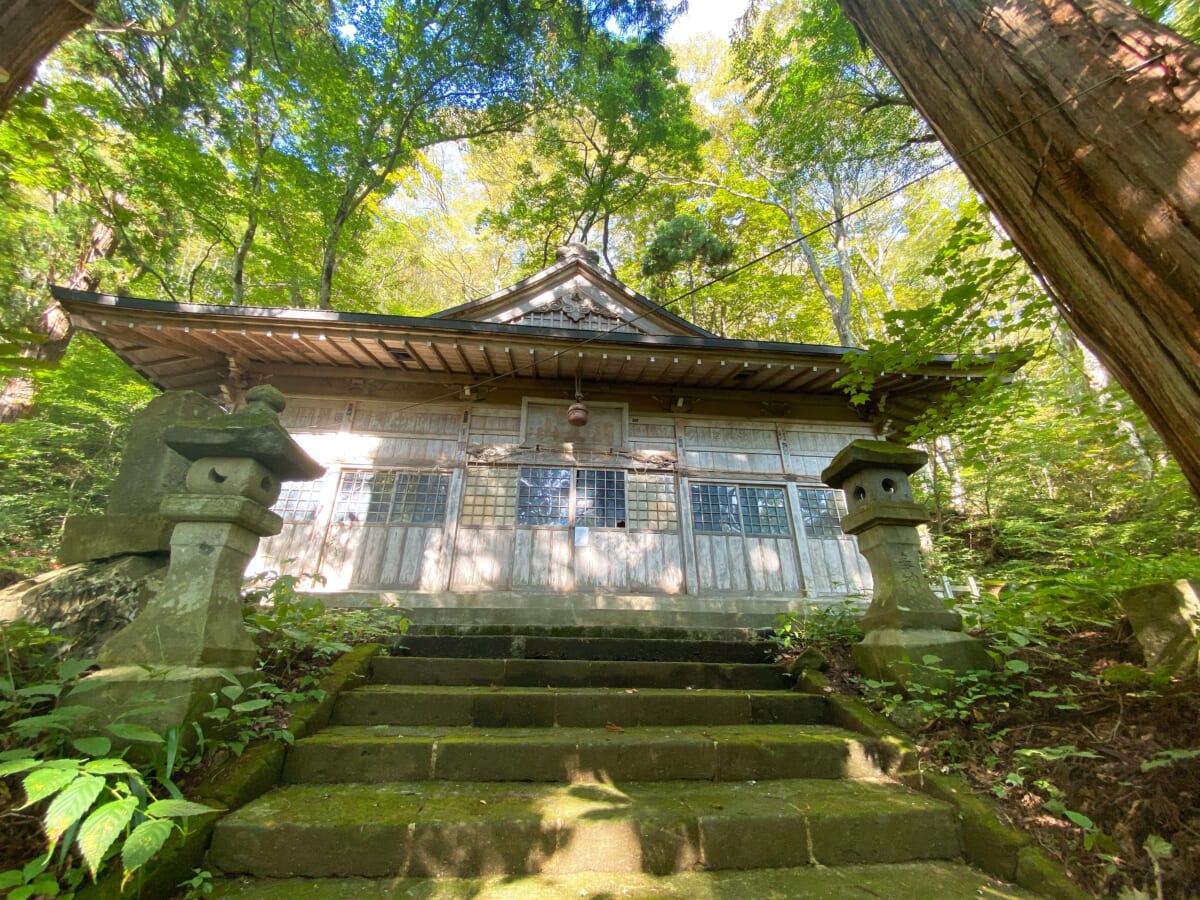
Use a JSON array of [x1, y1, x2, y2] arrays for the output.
[[76, 385, 324, 737], [822, 440, 991, 689]]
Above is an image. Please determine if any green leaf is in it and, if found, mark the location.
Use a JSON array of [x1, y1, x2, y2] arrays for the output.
[[60, 658, 96, 681], [231, 698, 272, 713], [106, 723, 166, 744], [44, 774, 106, 846], [1144, 834, 1173, 860], [83, 759, 138, 776], [20, 766, 78, 808], [0, 870, 24, 889], [1063, 809, 1094, 830], [77, 796, 139, 878], [1004, 659, 1030, 674], [145, 798, 216, 819], [0, 758, 41, 778], [72, 736, 113, 757], [121, 818, 173, 876]]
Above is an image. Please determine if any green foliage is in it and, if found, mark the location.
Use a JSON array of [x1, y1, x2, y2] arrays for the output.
[[0, 623, 213, 893], [242, 570, 409, 674], [770, 601, 862, 654], [0, 335, 153, 574], [0, 755, 213, 886]]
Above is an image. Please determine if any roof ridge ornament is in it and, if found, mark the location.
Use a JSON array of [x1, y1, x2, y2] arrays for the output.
[[555, 241, 600, 265]]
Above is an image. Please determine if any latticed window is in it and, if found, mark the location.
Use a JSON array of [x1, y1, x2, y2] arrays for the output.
[[333, 471, 450, 525], [516, 467, 572, 526], [274, 478, 324, 522], [690, 483, 739, 533], [575, 469, 625, 527], [738, 486, 790, 536], [796, 488, 847, 539], [690, 483, 791, 536], [626, 473, 677, 531], [461, 468, 516, 526]]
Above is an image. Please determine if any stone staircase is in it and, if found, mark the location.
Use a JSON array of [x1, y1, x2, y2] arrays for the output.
[[207, 628, 1038, 898]]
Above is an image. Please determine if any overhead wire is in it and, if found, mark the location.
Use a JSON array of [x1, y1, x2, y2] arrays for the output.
[[379, 51, 1166, 415]]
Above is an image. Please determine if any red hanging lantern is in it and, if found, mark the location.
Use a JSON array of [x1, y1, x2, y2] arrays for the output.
[[567, 397, 590, 426]]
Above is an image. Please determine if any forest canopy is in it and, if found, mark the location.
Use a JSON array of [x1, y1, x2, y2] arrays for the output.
[[1, 0, 1197, 592]]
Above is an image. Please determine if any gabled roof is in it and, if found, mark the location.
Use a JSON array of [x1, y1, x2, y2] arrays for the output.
[[432, 243, 713, 339], [50, 243, 1010, 434]]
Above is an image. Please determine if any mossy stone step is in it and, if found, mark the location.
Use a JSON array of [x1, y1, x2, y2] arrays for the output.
[[208, 861, 1040, 899], [283, 723, 902, 784], [393, 634, 771, 663], [208, 779, 960, 879], [332, 685, 830, 728], [371, 656, 788, 691]]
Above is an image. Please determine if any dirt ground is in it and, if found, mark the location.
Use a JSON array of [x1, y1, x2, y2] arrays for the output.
[[821, 623, 1200, 899]]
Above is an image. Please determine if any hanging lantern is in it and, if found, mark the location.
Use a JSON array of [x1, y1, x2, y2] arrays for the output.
[[567, 396, 590, 427], [567, 374, 589, 426]]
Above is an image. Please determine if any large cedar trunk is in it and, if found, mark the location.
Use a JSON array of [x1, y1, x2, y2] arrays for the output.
[[0, 0, 96, 116], [837, 0, 1200, 498]]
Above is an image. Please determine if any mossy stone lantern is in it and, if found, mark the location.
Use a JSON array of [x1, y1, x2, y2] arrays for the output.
[[823, 440, 991, 690]]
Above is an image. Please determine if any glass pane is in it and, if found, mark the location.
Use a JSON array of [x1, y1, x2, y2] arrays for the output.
[[690, 483, 740, 534], [797, 488, 847, 539], [334, 471, 395, 523], [738, 486, 790, 536], [627, 473, 678, 531], [575, 469, 626, 528], [274, 478, 324, 522], [461, 468, 516, 526], [517, 467, 571, 526], [390, 472, 449, 525]]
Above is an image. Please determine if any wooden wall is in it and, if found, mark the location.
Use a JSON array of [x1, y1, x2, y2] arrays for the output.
[[253, 397, 875, 598]]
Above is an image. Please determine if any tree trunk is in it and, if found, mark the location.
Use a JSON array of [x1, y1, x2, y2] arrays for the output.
[[0, 0, 95, 117], [0, 222, 115, 422], [836, 0, 1200, 498]]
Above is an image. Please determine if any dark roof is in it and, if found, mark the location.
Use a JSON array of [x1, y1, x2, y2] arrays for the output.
[[53, 286, 1001, 432]]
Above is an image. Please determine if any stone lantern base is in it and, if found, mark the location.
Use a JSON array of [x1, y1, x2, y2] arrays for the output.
[[852, 628, 994, 691]]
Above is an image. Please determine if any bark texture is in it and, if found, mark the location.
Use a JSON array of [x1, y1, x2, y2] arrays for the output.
[[837, 0, 1200, 496], [0, 0, 96, 116]]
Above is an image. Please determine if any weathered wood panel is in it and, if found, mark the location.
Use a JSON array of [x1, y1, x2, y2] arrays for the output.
[[745, 537, 802, 594], [574, 530, 627, 590], [693, 534, 751, 593], [252, 523, 324, 578], [512, 529, 573, 591], [449, 528, 514, 590], [319, 523, 445, 590], [468, 409, 521, 445], [838, 537, 873, 594], [351, 406, 461, 436], [626, 532, 684, 594], [279, 399, 347, 431]]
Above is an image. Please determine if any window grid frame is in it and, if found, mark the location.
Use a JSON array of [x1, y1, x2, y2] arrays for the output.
[[274, 478, 325, 523], [333, 469, 450, 526], [689, 482, 792, 537], [796, 488, 848, 540]]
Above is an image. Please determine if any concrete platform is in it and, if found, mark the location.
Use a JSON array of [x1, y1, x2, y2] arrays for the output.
[[309, 590, 865, 631], [210, 862, 1040, 899]]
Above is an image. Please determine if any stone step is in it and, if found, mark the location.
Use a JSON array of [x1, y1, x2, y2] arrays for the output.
[[208, 779, 961, 879], [370, 656, 789, 691], [392, 633, 772, 664], [403, 623, 767, 642], [332, 685, 829, 728], [283, 723, 900, 784], [208, 861, 1041, 899]]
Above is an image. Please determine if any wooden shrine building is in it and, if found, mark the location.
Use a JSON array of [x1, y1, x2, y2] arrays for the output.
[[54, 243, 984, 613]]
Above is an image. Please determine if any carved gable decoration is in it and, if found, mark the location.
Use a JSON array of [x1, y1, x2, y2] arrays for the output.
[[430, 246, 713, 338], [508, 283, 645, 334]]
